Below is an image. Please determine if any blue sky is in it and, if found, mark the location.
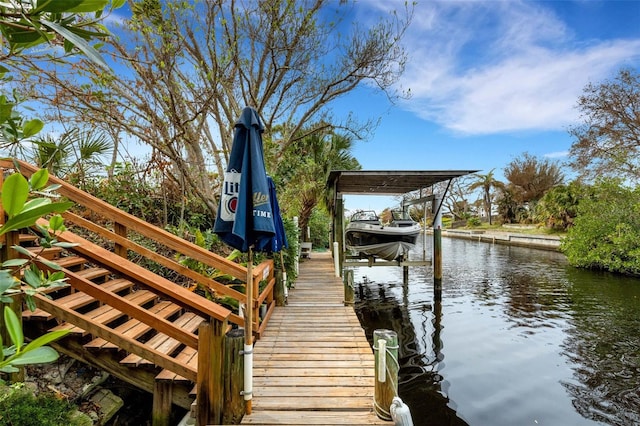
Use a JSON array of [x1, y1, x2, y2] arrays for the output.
[[335, 0, 640, 213]]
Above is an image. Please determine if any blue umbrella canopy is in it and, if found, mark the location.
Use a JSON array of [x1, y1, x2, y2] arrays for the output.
[[214, 107, 276, 252], [255, 176, 288, 253]]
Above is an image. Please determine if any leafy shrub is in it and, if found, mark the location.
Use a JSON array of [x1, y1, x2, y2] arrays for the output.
[[466, 216, 482, 227], [561, 179, 640, 276]]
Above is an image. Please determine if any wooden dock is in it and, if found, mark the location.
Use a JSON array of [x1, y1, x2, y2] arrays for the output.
[[240, 251, 387, 425]]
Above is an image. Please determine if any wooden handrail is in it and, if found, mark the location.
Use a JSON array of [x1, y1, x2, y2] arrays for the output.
[[62, 211, 247, 302], [38, 218, 231, 323], [1, 159, 278, 331], [1, 159, 246, 278]]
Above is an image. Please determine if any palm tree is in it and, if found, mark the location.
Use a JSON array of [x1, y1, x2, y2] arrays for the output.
[[31, 127, 113, 188], [467, 169, 506, 225], [276, 131, 361, 238]]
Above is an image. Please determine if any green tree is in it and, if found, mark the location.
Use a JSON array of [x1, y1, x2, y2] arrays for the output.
[[561, 179, 640, 275], [31, 127, 113, 187], [13, 0, 413, 218], [467, 169, 506, 225], [568, 69, 640, 183], [276, 131, 360, 237], [534, 181, 586, 231]]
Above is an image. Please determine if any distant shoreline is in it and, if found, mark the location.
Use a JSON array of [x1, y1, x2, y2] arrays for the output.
[[429, 228, 563, 252]]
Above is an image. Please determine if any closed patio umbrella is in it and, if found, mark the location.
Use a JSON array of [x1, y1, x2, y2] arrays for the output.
[[213, 106, 276, 414]]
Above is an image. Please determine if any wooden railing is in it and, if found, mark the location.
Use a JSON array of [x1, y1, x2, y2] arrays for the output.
[[0, 159, 278, 424], [0, 159, 276, 337]]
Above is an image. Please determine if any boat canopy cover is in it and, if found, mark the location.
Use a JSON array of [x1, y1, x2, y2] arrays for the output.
[[327, 170, 477, 195]]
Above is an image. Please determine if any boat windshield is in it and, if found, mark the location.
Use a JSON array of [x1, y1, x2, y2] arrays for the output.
[[351, 211, 379, 222], [391, 210, 412, 221]]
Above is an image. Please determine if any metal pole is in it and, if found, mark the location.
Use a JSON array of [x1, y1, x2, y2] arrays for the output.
[[433, 194, 443, 292], [243, 248, 254, 414]]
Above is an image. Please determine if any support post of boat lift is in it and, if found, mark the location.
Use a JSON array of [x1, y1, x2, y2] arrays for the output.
[[433, 194, 443, 292], [293, 217, 300, 277], [334, 196, 345, 275]]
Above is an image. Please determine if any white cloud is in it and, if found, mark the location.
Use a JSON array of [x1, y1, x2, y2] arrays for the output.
[[544, 151, 569, 159], [361, 0, 640, 135]]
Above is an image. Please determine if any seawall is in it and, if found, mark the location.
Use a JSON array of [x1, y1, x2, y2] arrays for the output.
[[439, 229, 562, 252]]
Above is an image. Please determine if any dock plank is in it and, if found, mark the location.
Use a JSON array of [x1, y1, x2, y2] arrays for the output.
[[240, 252, 386, 425]]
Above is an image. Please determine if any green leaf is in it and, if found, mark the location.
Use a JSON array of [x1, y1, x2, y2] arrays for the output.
[[42, 184, 62, 192], [0, 270, 17, 295], [1, 258, 28, 268], [29, 168, 49, 190], [8, 346, 60, 365], [10, 245, 35, 258], [52, 242, 78, 249], [23, 267, 43, 288], [22, 330, 69, 353], [0, 102, 13, 123], [41, 20, 109, 70], [35, 0, 109, 13], [38, 258, 63, 271], [0, 201, 74, 236], [0, 365, 20, 374], [3, 307, 23, 349], [1, 173, 29, 217], [48, 214, 64, 231], [22, 197, 51, 212], [22, 119, 44, 138], [25, 296, 37, 313]]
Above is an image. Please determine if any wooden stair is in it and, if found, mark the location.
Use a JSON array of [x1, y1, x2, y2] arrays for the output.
[[2, 159, 277, 425], [19, 232, 200, 410]]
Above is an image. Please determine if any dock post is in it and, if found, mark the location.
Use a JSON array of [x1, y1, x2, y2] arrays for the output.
[[274, 269, 285, 306], [373, 329, 399, 420], [333, 242, 340, 277], [197, 319, 227, 425], [343, 269, 354, 306], [223, 328, 245, 425], [433, 194, 443, 292], [293, 216, 300, 276]]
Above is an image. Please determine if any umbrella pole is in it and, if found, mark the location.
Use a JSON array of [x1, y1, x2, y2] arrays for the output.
[[244, 247, 254, 414]]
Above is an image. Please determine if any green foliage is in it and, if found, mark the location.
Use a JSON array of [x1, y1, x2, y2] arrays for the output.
[[308, 208, 331, 249], [0, 383, 84, 426], [280, 217, 299, 287], [561, 179, 640, 276], [534, 181, 586, 231], [1, 307, 69, 375], [466, 216, 482, 227], [0, 168, 72, 376], [0, 0, 123, 69]]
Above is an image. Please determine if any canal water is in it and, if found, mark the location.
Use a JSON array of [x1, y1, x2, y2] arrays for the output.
[[352, 238, 640, 426]]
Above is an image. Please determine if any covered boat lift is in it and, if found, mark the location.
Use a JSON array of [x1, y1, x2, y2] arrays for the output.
[[327, 170, 476, 282]]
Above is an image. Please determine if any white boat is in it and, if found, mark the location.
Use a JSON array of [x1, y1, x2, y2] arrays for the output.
[[345, 210, 421, 261]]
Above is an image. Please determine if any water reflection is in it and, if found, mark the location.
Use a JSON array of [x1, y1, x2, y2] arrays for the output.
[[352, 238, 640, 426]]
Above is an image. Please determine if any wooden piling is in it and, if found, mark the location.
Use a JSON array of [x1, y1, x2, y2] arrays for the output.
[[434, 227, 442, 291], [223, 328, 245, 424], [274, 269, 285, 307], [197, 319, 226, 425], [151, 381, 172, 426], [373, 329, 398, 420], [343, 269, 354, 306]]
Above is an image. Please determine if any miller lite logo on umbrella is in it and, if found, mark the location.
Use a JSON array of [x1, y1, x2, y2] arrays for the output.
[[220, 169, 241, 221]]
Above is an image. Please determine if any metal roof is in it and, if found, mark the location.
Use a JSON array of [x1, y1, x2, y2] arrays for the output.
[[327, 170, 478, 195]]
